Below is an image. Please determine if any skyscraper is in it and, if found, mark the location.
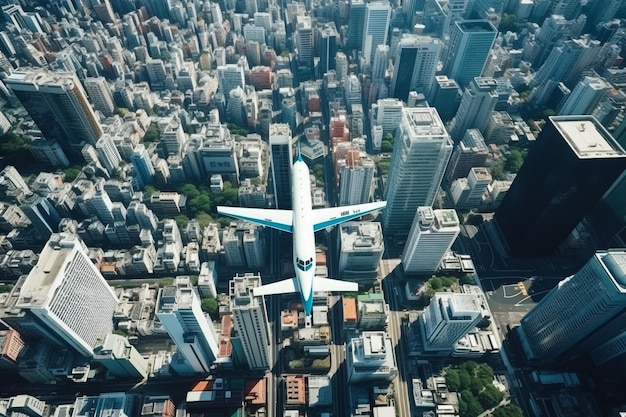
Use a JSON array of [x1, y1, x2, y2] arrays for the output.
[[156, 276, 220, 374], [390, 35, 442, 102], [216, 64, 246, 96], [443, 20, 497, 87], [362, 1, 391, 65], [95, 135, 122, 175], [2, 233, 118, 358], [428, 75, 461, 123], [319, 25, 337, 78], [449, 77, 499, 141], [402, 207, 460, 274], [269, 124, 293, 209], [131, 144, 155, 188], [21, 195, 62, 240], [443, 129, 489, 185], [338, 149, 376, 205], [295, 15, 314, 80], [229, 273, 272, 371], [5, 70, 103, 159], [518, 250, 626, 362], [83, 77, 115, 116], [495, 116, 626, 257], [383, 107, 453, 235], [557, 76, 610, 116], [346, 0, 366, 51]]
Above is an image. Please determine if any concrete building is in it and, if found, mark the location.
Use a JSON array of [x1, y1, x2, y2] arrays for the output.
[[156, 276, 220, 374], [197, 261, 218, 299], [229, 273, 272, 370], [422, 293, 486, 351], [443, 129, 489, 185], [95, 135, 122, 176], [131, 144, 155, 187], [1, 233, 117, 358], [362, 1, 392, 65], [449, 77, 498, 141], [402, 207, 460, 274], [0, 328, 25, 369], [0, 166, 31, 204], [92, 333, 150, 379], [429, 76, 461, 123], [84, 77, 115, 116], [390, 35, 441, 101], [483, 111, 517, 144], [28, 138, 70, 167], [347, 331, 398, 383], [451, 167, 492, 209], [370, 98, 404, 138], [557, 76, 610, 116], [338, 150, 375, 206], [338, 222, 384, 285], [383, 108, 453, 235], [223, 222, 265, 269], [357, 294, 387, 330]]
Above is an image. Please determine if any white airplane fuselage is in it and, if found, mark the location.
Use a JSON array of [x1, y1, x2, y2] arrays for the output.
[[291, 157, 317, 316]]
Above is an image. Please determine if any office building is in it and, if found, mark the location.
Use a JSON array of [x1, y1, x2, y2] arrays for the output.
[[443, 20, 497, 87], [483, 111, 517, 144], [370, 98, 404, 135], [73, 393, 137, 417], [95, 135, 122, 176], [156, 276, 220, 374], [362, 1, 392, 65], [319, 25, 337, 77], [338, 150, 375, 205], [223, 222, 265, 269], [429, 76, 461, 123], [217, 64, 245, 96], [451, 167, 492, 209], [229, 273, 272, 370], [519, 250, 626, 361], [338, 222, 384, 284], [383, 107, 453, 235], [449, 77, 498, 141], [2, 233, 117, 358], [269, 124, 293, 209], [557, 76, 610, 116], [390, 35, 441, 102], [295, 15, 314, 79], [371, 45, 389, 83], [5, 70, 103, 158], [443, 129, 489, 185], [131, 144, 155, 187], [422, 293, 485, 351], [93, 333, 150, 379], [402, 207, 460, 274], [28, 138, 70, 168], [83, 77, 115, 116], [0, 166, 31, 204], [21, 195, 62, 240], [495, 116, 626, 257], [347, 331, 398, 383], [357, 293, 387, 330], [346, 0, 366, 50], [0, 328, 25, 369]]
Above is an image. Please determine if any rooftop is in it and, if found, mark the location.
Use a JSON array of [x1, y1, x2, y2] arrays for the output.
[[457, 20, 497, 33], [552, 116, 626, 159]]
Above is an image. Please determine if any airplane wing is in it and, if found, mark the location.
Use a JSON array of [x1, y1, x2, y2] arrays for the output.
[[311, 201, 387, 232], [314, 277, 358, 292], [253, 277, 298, 296], [217, 206, 293, 233]]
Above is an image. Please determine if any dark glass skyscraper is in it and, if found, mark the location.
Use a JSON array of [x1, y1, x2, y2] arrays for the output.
[[495, 116, 626, 258]]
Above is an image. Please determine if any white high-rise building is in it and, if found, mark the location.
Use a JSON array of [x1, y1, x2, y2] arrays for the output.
[[156, 276, 220, 374], [449, 77, 498, 141], [362, 2, 391, 65], [338, 222, 384, 283], [370, 98, 404, 135], [95, 135, 122, 175], [84, 77, 115, 116], [382, 108, 453, 235], [402, 207, 460, 274], [338, 149, 375, 205], [296, 15, 314, 75], [557, 76, 611, 116], [347, 331, 398, 382], [92, 333, 150, 379], [371, 45, 389, 83], [229, 273, 272, 370], [217, 64, 246, 96], [422, 293, 485, 351], [519, 251, 626, 361], [88, 178, 115, 225], [2, 233, 118, 358]]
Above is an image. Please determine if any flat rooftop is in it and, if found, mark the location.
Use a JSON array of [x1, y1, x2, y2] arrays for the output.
[[457, 20, 497, 33], [552, 117, 626, 159]]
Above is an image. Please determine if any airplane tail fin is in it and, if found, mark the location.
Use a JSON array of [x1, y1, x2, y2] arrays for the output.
[[253, 277, 298, 296], [314, 277, 358, 293]]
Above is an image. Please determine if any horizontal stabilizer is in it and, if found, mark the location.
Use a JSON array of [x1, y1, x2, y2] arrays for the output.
[[253, 277, 298, 296], [312, 201, 387, 232], [314, 277, 358, 293], [217, 206, 293, 233]]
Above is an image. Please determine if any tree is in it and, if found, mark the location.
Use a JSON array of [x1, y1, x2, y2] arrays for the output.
[[429, 277, 443, 291], [143, 185, 157, 198], [465, 399, 484, 417], [376, 160, 390, 176], [175, 214, 190, 229], [445, 369, 461, 391], [478, 385, 504, 409], [250, 176, 262, 186], [196, 212, 213, 228], [0, 131, 26, 155], [115, 107, 129, 117], [543, 108, 556, 118], [179, 183, 201, 199], [505, 149, 524, 173], [499, 13, 518, 33], [201, 297, 219, 316], [476, 363, 494, 381], [492, 404, 524, 417], [490, 161, 505, 180], [189, 195, 211, 216], [383, 132, 394, 142], [63, 166, 82, 182], [460, 274, 476, 285], [461, 361, 478, 374], [458, 368, 472, 388], [381, 140, 394, 153], [143, 123, 160, 143]]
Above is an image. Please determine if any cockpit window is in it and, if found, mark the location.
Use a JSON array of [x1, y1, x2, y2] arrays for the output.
[[305, 260, 310, 265]]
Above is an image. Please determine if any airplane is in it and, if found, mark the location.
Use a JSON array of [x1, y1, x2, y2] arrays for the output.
[[217, 153, 386, 320]]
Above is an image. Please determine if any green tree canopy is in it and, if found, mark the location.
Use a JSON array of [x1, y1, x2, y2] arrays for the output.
[[460, 274, 477, 285], [445, 369, 461, 391], [179, 183, 201, 199], [115, 107, 129, 117], [201, 297, 219, 316], [376, 160, 390, 176], [492, 404, 524, 417], [505, 149, 524, 173], [196, 212, 213, 228], [478, 385, 504, 409], [490, 161, 505, 180], [63, 165, 82, 182], [175, 214, 190, 229], [143, 123, 160, 143], [0, 131, 26, 155], [189, 194, 211, 217], [143, 185, 157, 198], [381, 140, 394, 153]]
